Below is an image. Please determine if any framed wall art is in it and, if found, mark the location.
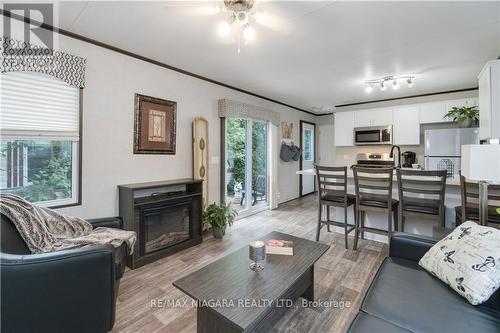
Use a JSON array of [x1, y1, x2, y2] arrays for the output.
[[134, 93, 177, 154]]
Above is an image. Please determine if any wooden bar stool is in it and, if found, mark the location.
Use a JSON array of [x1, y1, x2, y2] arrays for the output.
[[352, 167, 398, 250], [455, 175, 500, 227], [396, 169, 447, 231], [315, 166, 356, 249]]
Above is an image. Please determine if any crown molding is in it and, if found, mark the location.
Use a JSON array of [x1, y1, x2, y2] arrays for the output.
[[0, 9, 318, 117]]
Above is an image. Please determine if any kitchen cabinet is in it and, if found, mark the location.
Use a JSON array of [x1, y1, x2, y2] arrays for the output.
[[419, 102, 450, 123], [372, 108, 393, 126], [333, 96, 481, 147], [393, 106, 420, 145], [354, 108, 392, 127], [478, 60, 500, 141], [446, 98, 478, 111], [353, 110, 371, 127], [334, 111, 355, 146], [420, 99, 477, 124]]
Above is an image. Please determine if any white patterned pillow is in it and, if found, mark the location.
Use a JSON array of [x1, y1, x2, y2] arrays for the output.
[[419, 221, 500, 305]]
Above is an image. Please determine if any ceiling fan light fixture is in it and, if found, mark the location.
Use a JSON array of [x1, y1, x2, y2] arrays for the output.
[[236, 11, 249, 25], [217, 21, 232, 36], [243, 24, 255, 42]]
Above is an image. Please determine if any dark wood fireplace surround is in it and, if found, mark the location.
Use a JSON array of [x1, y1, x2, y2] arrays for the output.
[[118, 179, 203, 269]]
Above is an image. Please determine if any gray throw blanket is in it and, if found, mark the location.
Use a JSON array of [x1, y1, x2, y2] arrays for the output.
[[0, 194, 136, 254]]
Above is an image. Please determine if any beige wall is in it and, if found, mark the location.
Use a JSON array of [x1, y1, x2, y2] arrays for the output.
[[31, 33, 316, 218]]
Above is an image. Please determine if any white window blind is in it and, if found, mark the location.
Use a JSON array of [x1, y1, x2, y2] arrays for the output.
[[0, 71, 80, 140]]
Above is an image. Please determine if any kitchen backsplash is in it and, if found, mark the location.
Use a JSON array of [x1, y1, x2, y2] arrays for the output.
[[335, 145, 425, 168]]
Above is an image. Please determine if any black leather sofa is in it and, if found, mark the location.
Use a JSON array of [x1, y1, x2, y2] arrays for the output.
[[0, 214, 127, 333], [348, 233, 500, 333]]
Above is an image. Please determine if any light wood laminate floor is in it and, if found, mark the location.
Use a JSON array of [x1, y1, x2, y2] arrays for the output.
[[112, 195, 388, 333]]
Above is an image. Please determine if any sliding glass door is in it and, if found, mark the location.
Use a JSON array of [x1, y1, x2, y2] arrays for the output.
[[225, 118, 269, 217]]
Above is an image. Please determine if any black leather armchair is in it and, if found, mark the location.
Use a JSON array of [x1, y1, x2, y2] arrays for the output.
[[1, 214, 127, 333]]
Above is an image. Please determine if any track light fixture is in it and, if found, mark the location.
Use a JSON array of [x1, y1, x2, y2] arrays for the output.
[[364, 75, 415, 93], [380, 81, 387, 91]]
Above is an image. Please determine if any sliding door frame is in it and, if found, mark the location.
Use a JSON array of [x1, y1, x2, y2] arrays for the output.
[[220, 117, 271, 219], [299, 120, 317, 197]]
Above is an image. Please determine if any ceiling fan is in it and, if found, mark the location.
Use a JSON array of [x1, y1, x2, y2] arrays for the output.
[[164, 0, 290, 53]]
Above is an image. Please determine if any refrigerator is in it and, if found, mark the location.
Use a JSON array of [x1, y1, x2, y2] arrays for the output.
[[424, 128, 480, 176]]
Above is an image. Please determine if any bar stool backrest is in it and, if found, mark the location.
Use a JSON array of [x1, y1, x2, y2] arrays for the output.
[[460, 175, 500, 223], [353, 167, 394, 207], [315, 166, 348, 201], [396, 169, 447, 213]]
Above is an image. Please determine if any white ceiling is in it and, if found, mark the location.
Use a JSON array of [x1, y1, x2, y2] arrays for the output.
[[56, 1, 500, 113]]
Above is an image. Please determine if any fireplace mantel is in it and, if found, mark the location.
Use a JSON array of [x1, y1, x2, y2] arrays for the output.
[[118, 179, 203, 269]]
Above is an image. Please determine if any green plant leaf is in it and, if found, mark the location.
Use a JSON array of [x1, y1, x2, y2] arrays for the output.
[[202, 202, 239, 230], [443, 106, 479, 122]]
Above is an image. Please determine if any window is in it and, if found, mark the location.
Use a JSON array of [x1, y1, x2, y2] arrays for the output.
[[304, 129, 312, 161], [0, 72, 80, 207]]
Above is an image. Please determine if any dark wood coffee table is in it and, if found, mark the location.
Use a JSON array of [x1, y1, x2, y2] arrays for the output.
[[173, 231, 330, 333]]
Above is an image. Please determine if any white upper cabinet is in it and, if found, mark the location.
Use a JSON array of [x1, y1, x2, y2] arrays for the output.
[[372, 108, 393, 126], [478, 60, 500, 141], [446, 98, 478, 110], [393, 106, 420, 145], [419, 102, 449, 123], [334, 111, 355, 146], [354, 110, 372, 127], [333, 96, 480, 146], [354, 108, 393, 127]]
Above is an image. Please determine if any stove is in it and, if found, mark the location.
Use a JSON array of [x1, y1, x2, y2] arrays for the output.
[[351, 153, 395, 169]]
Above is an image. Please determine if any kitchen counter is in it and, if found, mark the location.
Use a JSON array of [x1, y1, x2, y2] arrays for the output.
[[297, 167, 462, 242], [297, 168, 461, 186]]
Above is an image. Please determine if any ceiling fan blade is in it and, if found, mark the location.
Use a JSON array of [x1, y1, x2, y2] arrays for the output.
[[253, 11, 291, 35], [164, 3, 222, 17]]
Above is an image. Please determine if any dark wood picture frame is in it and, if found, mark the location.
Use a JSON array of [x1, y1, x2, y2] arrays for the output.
[[134, 93, 177, 154]]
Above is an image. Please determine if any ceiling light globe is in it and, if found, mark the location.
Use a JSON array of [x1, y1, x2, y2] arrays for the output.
[[380, 82, 387, 91], [407, 78, 414, 88], [392, 79, 399, 90], [217, 21, 231, 37], [237, 11, 248, 25], [365, 85, 373, 93], [243, 25, 255, 42]]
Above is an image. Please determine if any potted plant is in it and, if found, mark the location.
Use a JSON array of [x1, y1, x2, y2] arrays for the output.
[[443, 105, 479, 128], [202, 202, 237, 239]]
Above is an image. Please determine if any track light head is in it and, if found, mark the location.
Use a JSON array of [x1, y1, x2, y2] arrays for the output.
[[380, 81, 387, 91], [407, 78, 414, 88], [365, 85, 373, 93], [392, 79, 399, 90]]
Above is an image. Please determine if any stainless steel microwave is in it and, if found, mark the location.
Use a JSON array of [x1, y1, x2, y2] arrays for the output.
[[354, 125, 393, 145]]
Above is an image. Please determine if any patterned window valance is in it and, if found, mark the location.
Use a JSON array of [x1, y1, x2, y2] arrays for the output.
[[218, 99, 280, 126], [1, 36, 86, 88]]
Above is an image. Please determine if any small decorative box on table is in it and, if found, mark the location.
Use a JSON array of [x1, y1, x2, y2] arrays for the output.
[[118, 179, 203, 269]]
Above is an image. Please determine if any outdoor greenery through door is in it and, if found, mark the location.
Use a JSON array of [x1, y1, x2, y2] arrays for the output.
[[225, 118, 268, 215]]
